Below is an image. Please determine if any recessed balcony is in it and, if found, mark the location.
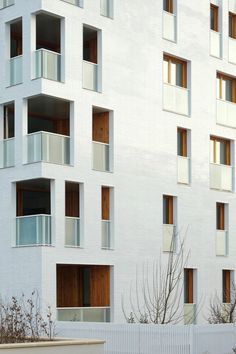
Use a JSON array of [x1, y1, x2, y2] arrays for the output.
[[163, 224, 176, 252], [26, 96, 70, 165], [216, 230, 228, 256], [177, 156, 190, 184], [15, 179, 52, 247], [210, 30, 221, 58], [163, 11, 176, 42], [163, 83, 189, 116], [210, 163, 233, 191], [184, 304, 196, 325], [33, 13, 62, 82], [216, 99, 236, 128], [0, 0, 14, 9]]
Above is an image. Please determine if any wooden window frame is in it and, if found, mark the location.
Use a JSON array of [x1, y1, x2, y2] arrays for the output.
[[229, 12, 236, 39], [217, 73, 236, 103], [177, 128, 188, 157], [222, 270, 231, 303], [210, 4, 219, 32], [163, 0, 173, 14], [216, 203, 225, 231], [210, 136, 231, 166], [184, 269, 194, 304], [164, 55, 187, 88]]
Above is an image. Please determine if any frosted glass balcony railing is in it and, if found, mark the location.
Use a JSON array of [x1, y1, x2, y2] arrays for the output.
[[163, 83, 189, 116], [9, 56, 23, 86], [184, 304, 196, 325], [34, 49, 61, 81], [210, 31, 221, 58], [0, 0, 14, 9], [57, 307, 110, 322], [65, 217, 81, 247], [216, 99, 236, 128], [177, 156, 190, 184], [216, 230, 228, 256], [210, 163, 232, 192], [16, 215, 51, 247], [61, 0, 82, 6], [163, 11, 176, 42], [102, 220, 112, 249], [101, 0, 113, 18], [0, 138, 14, 168], [229, 38, 236, 64], [27, 132, 70, 165], [163, 224, 176, 252], [92, 141, 110, 171], [83, 61, 98, 91]]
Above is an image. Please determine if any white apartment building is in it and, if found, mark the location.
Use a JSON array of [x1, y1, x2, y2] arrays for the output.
[[0, 0, 236, 325]]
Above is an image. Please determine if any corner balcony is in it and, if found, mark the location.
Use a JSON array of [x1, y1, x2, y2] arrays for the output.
[[229, 37, 236, 64], [8, 56, 23, 86], [163, 83, 189, 116], [0, 138, 14, 168], [0, 0, 14, 9], [34, 49, 61, 82], [102, 220, 112, 249], [210, 30, 221, 58], [16, 215, 51, 247], [216, 99, 236, 128], [83, 61, 98, 91], [57, 307, 110, 322], [27, 132, 70, 165], [65, 217, 81, 247], [216, 230, 228, 256], [177, 156, 190, 184], [92, 141, 110, 171], [184, 304, 196, 325], [210, 163, 233, 192], [162, 11, 176, 42], [163, 224, 176, 252]]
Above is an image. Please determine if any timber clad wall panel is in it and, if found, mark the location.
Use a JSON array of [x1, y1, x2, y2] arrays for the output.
[[223, 270, 231, 303], [90, 266, 110, 307], [54, 119, 70, 136], [93, 112, 109, 144], [84, 38, 97, 63], [65, 182, 80, 217], [102, 187, 110, 220], [184, 269, 194, 304]]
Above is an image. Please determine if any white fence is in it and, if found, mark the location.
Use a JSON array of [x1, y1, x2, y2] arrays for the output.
[[57, 322, 236, 354]]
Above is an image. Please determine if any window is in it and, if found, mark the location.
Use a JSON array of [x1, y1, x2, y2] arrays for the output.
[[4, 103, 14, 139], [163, 0, 173, 13], [216, 203, 225, 230], [229, 12, 236, 39], [101, 187, 113, 249], [177, 128, 187, 157], [184, 269, 194, 304], [163, 195, 174, 224], [217, 73, 236, 103], [163, 55, 187, 88], [65, 182, 81, 247], [83, 26, 98, 64], [210, 4, 218, 32], [10, 18, 22, 58], [210, 136, 230, 166], [222, 270, 231, 303]]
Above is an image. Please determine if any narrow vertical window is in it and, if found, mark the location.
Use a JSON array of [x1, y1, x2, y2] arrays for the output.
[[163, 55, 187, 88], [177, 128, 187, 157], [10, 19, 23, 58], [101, 187, 112, 249], [163, 195, 174, 225], [210, 4, 219, 32], [222, 270, 231, 303], [184, 269, 194, 304], [83, 27, 98, 64], [65, 182, 81, 247], [229, 12, 236, 39], [163, 0, 173, 13], [210, 136, 231, 166], [92, 109, 110, 172], [216, 203, 225, 231]]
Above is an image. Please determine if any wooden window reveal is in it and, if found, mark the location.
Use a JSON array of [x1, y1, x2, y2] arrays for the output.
[[177, 128, 187, 157], [163, 195, 174, 225], [93, 112, 109, 144], [102, 187, 110, 220], [210, 4, 219, 32], [184, 269, 194, 304], [216, 203, 225, 230], [222, 270, 231, 303], [164, 55, 187, 88], [163, 0, 173, 13], [229, 12, 236, 39]]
